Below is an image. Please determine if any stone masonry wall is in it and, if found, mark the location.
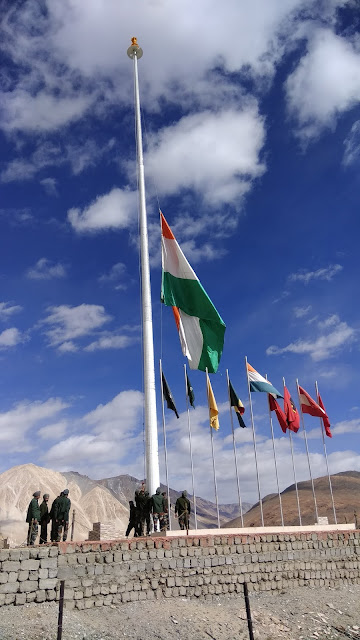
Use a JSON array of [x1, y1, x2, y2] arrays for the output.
[[0, 530, 359, 608]]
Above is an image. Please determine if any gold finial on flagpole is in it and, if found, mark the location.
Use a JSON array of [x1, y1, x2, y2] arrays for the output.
[[127, 36, 143, 59]]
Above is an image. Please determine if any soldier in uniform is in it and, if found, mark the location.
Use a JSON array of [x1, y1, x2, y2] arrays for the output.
[[135, 484, 148, 537], [39, 493, 50, 544], [26, 491, 41, 546], [151, 487, 165, 532], [125, 500, 138, 537], [56, 489, 71, 542], [160, 492, 169, 532], [49, 492, 62, 542], [175, 490, 191, 531]]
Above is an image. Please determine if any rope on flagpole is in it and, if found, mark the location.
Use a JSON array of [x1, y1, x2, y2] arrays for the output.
[[184, 365, 198, 529], [315, 380, 337, 524], [226, 369, 244, 527], [265, 374, 284, 527], [283, 377, 302, 525], [296, 379, 319, 523], [245, 356, 264, 527], [159, 359, 172, 531], [206, 368, 220, 529]]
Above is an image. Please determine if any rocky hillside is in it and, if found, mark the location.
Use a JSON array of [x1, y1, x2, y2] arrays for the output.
[[225, 471, 360, 528], [0, 464, 247, 546]]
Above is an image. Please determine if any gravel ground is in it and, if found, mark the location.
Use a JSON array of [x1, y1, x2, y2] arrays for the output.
[[1, 584, 360, 640]]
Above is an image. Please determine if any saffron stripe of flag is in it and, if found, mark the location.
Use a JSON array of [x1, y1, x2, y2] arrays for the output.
[[229, 380, 246, 428], [161, 212, 226, 373], [206, 373, 219, 430], [247, 362, 283, 398]]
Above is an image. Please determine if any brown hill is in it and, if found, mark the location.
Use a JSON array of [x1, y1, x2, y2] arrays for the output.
[[225, 472, 360, 528]]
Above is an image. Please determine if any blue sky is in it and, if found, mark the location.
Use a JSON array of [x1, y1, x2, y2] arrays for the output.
[[0, 0, 359, 506]]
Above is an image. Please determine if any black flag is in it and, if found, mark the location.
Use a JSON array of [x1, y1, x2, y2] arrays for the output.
[[162, 372, 179, 418], [186, 374, 195, 409], [229, 380, 246, 428]]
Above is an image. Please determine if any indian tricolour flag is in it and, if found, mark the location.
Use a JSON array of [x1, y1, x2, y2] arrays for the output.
[[161, 212, 226, 374], [246, 362, 283, 398]]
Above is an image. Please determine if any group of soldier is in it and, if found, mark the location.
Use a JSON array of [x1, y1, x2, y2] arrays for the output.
[[125, 484, 191, 537], [26, 489, 71, 546]]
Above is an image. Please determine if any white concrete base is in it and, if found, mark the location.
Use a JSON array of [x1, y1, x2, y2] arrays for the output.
[[152, 523, 356, 537]]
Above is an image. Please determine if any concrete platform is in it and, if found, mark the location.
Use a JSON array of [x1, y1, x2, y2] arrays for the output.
[[153, 523, 356, 537]]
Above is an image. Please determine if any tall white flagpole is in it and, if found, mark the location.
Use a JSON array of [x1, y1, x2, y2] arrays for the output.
[[159, 360, 171, 531], [127, 38, 160, 496], [184, 365, 198, 529], [296, 379, 319, 523], [245, 356, 264, 527], [226, 369, 244, 527], [315, 381, 337, 524], [283, 377, 302, 526], [265, 375, 284, 527], [206, 369, 220, 529]]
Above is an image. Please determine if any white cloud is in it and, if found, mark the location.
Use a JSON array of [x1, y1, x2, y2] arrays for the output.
[[0, 328, 24, 349], [289, 264, 343, 284], [38, 421, 68, 440], [40, 178, 58, 196], [293, 305, 312, 318], [145, 108, 266, 208], [44, 390, 144, 468], [286, 29, 360, 139], [333, 418, 360, 436], [343, 120, 360, 166], [0, 397, 69, 453], [68, 188, 137, 233], [98, 262, 127, 290], [84, 334, 136, 352], [41, 304, 112, 349], [266, 314, 356, 361], [26, 258, 67, 280], [0, 302, 22, 320]]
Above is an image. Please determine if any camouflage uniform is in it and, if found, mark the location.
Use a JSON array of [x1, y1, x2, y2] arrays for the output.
[[56, 490, 71, 542], [175, 491, 191, 530], [26, 492, 41, 546], [151, 488, 165, 532]]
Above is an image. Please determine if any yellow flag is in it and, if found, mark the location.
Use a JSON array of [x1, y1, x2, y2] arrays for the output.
[[206, 373, 219, 430]]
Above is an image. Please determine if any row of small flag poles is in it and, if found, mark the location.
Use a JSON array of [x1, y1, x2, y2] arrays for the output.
[[159, 358, 336, 531]]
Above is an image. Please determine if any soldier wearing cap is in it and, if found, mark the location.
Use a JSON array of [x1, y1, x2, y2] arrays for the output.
[[39, 493, 50, 544], [26, 491, 41, 546], [56, 489, 71, 542]]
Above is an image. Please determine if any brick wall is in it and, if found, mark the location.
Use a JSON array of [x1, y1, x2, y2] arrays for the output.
[[0, 530, 359, 608]]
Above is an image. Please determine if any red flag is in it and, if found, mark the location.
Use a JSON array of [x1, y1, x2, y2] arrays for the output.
[[318, 394, 332, 438], [298, 385, 326, 418], [268, 394, 287, 433], [284, 386, 300, 433]]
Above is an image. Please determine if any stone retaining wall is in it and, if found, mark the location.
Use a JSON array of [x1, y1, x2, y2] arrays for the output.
[[0, 530, 359, 608]]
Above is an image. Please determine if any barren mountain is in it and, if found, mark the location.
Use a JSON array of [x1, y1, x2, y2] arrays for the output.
[[225, 471, 360, 528], [0, 464, 129, 547]]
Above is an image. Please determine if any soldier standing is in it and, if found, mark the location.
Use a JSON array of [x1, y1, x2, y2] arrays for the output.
[[56, 489, 71, 542], [49, 492, 62, 542], [26, 491, 41, 546], [125, 500, 138, 537], [160, 492, 169, 531], [39, 493, 50, 544], [175, 491, 191, 531], [151, 487, 165, 532]]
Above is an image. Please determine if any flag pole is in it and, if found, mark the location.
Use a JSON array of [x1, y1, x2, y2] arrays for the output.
[[184, 364, 198, 529], [296, 379, 319, 523], [245, 356, 264, 527], [206, 368, 220, 529], [226, 369, 244, 527], [159, 359, 172, 531], [283, 377, 302, 526], [315, 381, 337, 524], [265, 375, 284, 527], [127, 38, 159, 496]]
